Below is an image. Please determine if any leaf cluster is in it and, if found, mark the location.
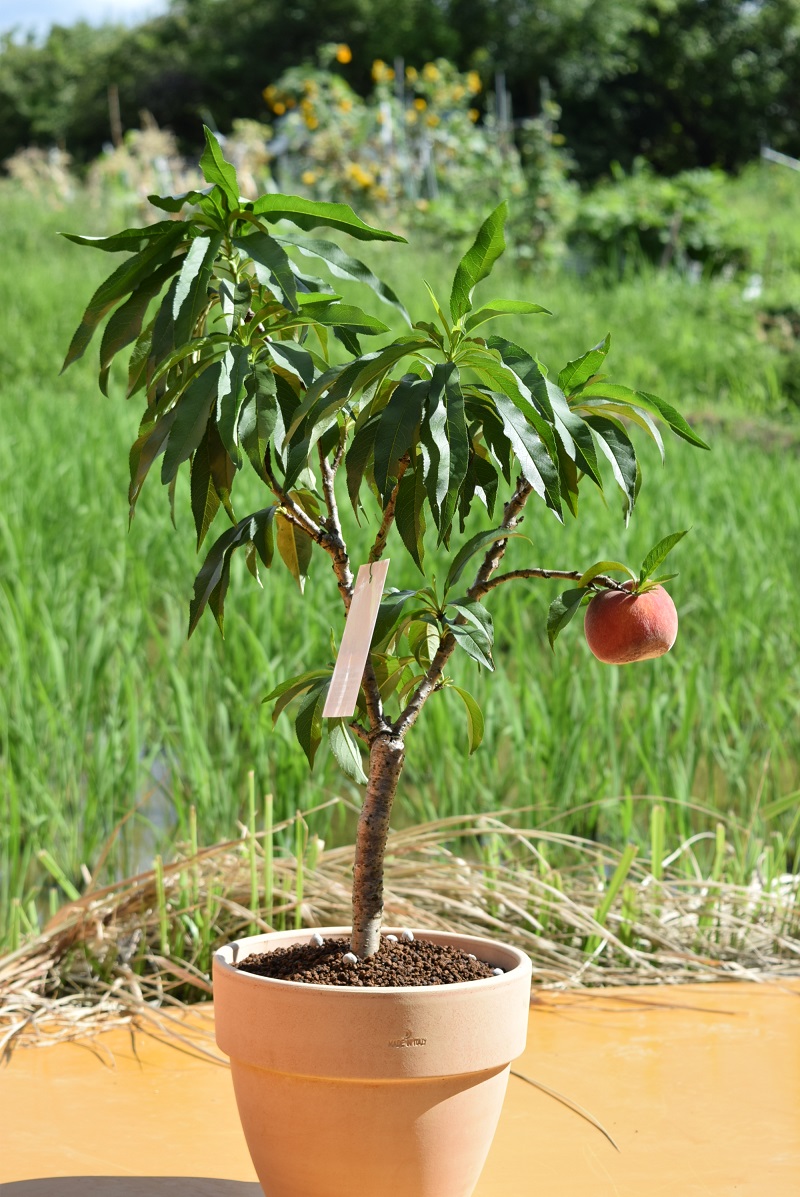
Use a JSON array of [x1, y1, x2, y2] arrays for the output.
[[63, 129, 707, 773]]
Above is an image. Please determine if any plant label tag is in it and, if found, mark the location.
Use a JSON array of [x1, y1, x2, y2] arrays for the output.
[[323, 560, 390, 719]]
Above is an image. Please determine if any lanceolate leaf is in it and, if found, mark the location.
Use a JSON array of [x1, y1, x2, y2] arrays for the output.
[[295, 682, 330, 768], [419, 363, 469, 537], [266, 669, 331, 723], [445, 619, 495, 670], [236, 231, 298, 310], [191, 420, 236, 549], [173, 232, 223, 344], [251, 194, 405, 242], [371, 589, 419, 649], [464, 298, 549, 332], [394, 461, 426, 572], [268, 340, 316, 388], [450, 202, 508, 322], [275, 511, 313, 592], [492, 392, 562, 518], [62, 224, 185, 371], [345, 413, 380, 515], [191, 421, 221, 549], [373, 375, 429, 503], [200, 126, 240, 208], [161, 361, 224, 485], [547, 588, 589, 649], [577, 561, 636, 587], [188, 506, 278, 636], [274, 233, 410, 322], [217, 344, 250, 468], [639, 529, 688, 585], [576, 383, 709, 450], [557, 335, 611, 395], [450, 686, 485, 754], [98, 256, 184, 394], [128, 406, 178, 515], [238, 358, 277, 479], [286, 299, 389, 335], [328, 720, 369, 784], [59, 222, 180, 254], [584, 415, 639, 517]]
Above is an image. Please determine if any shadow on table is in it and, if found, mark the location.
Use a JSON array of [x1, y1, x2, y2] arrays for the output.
[[0, 1182, 261, 1196]]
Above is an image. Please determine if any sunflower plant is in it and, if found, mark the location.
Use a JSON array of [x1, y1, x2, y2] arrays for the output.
[[62, 129, 707, 958]]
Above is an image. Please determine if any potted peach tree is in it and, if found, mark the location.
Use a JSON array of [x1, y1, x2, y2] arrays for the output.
[[63, 129, 705, 1197]]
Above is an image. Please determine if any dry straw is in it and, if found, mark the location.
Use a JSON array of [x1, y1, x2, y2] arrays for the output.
[[1, 802, 798, 1057]]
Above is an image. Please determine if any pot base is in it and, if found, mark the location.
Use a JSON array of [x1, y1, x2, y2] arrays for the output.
[[214, 927, 532, 1197]]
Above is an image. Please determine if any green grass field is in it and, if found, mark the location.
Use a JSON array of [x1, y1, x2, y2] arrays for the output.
[[1, 172, 799, 950]]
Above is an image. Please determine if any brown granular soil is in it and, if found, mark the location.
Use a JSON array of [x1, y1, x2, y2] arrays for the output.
[[236, 935, 499, 987]]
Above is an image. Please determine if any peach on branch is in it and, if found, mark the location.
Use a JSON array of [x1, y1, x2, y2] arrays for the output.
[[584, 581, 678, 665]]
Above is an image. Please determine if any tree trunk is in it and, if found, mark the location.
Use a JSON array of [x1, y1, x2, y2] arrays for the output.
[[350, 732, 405, 958]]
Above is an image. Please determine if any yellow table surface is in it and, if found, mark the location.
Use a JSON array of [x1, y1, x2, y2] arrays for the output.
[[1, 981, 798, 1196]]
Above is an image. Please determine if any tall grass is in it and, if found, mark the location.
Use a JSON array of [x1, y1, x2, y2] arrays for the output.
[[1, 180, 799, 947]]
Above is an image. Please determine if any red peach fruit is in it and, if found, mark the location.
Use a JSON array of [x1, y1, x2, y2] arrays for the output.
[[584, 581, 678, 665]]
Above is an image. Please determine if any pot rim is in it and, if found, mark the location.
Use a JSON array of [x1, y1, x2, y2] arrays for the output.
[[213, 925, 531, 996]]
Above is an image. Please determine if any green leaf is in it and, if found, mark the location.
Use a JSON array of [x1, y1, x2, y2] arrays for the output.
[[62, 224, 185, 371], [584, 415, 639, 518], [191, 420, 236, 548], [161, 361, 224, 485], [173, 232, 223, 344], [266, 668, 331, 723], [444, 526, 523, 594], [188, 521, 243, 637], [636, 390, 710, 450], [487, 336, 603, 488], [577, 561, 636, 588], [394, 460, 426, 572], [450, 686, 485, 754], [238, 358, 277, 479], [200, 126, 240, 208], [445, 620, 494, 671], [286, 300, 389, 335], [276, 511, 313, 592], [447, 597, 494, 646], [420, 363, 469, 537], [295, 682, 330, 768], [492, 392, 562, 518], [638, 530, 688, 585], [251, 194, 405, 241], [449, 202, 508, 322], [235, 231, 298, 311], [274, 233, 410, 322], [128, 407, 178, 516], [217, 344, 250, 468], [557, 335, 610, 395], [373, 375, 429, 503], [464, 298, 550, 332], [547, 588, 589, 649], [372, 590, 419, 649], [328, 720, 369, 784], [98, 256, 183, 395], [147, 189, 210, 213], [576, 383, 710, 450], [268, 340, 316, 387], [59, 222, 180, 253], [345, 413, 380, 516], [191, 421, 221, 549]]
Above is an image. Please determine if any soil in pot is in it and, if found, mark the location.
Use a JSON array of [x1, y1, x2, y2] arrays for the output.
[[236, 934, 499, 986]]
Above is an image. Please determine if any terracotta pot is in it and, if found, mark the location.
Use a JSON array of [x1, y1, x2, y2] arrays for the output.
[[214, 926, 532, 1197]]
